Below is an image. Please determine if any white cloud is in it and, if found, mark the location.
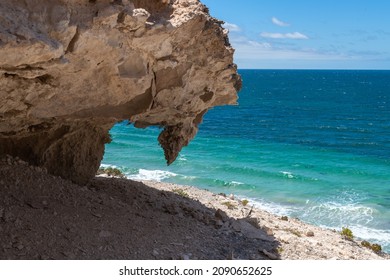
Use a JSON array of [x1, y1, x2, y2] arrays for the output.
[[227, 34, 350, 63], [225, 28, 387, 69], [272, 17, 290, 27], [260, 32, 309, 39], [224, 28, 350, 68], [222, 22, 241, 32]]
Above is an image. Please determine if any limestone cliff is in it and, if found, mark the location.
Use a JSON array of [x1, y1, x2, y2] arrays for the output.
[[0, 0, 241, 184]]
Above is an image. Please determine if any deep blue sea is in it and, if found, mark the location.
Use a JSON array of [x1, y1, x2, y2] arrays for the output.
[[102, 70, 390, 253]]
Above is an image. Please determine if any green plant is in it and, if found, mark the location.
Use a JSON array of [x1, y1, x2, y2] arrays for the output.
[[241, 199, 249, 206], [370, 243, 382, 253], [341, 227, 354, 240], [361, 240, 371, 248], [172, 188, 189, 198], [222, 201, 236, 210], [361, 240, 382, 253], [97, 167, 125, 178], [287, 229, 302, 237], [280, 216, 288, 221]]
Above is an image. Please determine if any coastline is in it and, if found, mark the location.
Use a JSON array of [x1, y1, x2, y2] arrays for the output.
[[1, 157, 388, 260], [142, 180, 389, 260]]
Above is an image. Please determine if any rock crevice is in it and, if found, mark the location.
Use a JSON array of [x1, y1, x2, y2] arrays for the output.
[[0, 0, 240, 184]]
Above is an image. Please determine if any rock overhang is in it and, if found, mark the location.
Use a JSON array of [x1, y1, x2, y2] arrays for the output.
[[0, 0, 241, 184]]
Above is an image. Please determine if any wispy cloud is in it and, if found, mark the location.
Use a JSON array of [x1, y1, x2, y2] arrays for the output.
[[224, 25, 351, 68], [226, 33, 350, 64], [221, 18, 390, 69], [272, 17, 290, 27], [222, 22, 241, 32], [260, 32, 309, 39]]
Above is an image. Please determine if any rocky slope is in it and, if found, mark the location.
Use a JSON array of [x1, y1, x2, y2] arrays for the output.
[[0, 0, 240, 184]]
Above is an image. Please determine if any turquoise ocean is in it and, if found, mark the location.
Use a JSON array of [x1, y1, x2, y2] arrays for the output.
[[102, 70, 390, 253]]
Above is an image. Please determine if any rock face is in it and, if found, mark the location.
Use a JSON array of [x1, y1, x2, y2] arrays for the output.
[[0, 0, 241, 184]]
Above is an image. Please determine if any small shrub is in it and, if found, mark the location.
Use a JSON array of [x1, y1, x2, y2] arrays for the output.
[[241, 199, 249, 206], [97, 167, 125, 178], [222, 201, 236, 210], [370, 243, 382, 253], [361, 240, 371, 248], [277, 246, 284, 254], [96, 167, 105, 175], [288, 229, 302, 237], [172, 188, 189, 198], [361, 240, 382, 253], [280, 216, 288, 221], [341, 227, 354, 240]]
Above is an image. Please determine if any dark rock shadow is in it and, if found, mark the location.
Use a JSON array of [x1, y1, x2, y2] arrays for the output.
[[0, 164, 280, 260]]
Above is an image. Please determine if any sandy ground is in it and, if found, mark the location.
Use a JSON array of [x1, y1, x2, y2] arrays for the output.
[[0, 155, 388, 260]]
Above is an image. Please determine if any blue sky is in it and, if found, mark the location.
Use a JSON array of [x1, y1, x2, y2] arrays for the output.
[[202, 0, 390, 69]]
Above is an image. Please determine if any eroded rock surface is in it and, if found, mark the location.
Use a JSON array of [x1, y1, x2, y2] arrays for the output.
[[0, 0, 240, 184]]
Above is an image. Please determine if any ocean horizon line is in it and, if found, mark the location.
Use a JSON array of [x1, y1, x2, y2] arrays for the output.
[[237, 68, 390, 71]]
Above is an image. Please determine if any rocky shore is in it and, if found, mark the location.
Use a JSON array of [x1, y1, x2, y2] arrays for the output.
[[0, 156, 388, 260]]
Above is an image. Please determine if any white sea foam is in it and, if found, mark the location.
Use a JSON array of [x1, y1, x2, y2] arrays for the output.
[[251, 198, 390, 251], [320, 224, 390, 251], [127, 169, 177, 182], [298, 198, 390, 250], [178, 154, 187, 161], [220, 180, 245, 187], [251, 197, 375, 226], [280, 171, 294, 179], [349, 225, 390, 247], [100, 163, 120, 169], [302, 201, 375, 226], [231, 181, 244, 186], [251, 198, 299, 217]]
